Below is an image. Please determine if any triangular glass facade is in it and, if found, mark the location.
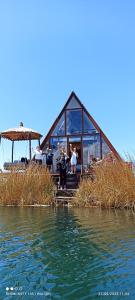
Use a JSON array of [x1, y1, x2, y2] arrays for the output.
[[42, 93, 118, 172]]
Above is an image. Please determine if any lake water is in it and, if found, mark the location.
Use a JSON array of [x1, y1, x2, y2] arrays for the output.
[[0, 207, 135, 299]]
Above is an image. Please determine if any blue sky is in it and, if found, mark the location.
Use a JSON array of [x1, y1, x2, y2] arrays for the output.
[[0, 0, 135, 167]]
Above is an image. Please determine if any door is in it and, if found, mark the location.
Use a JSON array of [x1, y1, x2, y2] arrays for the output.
[[69, 142, 81, 165], [68, 138, 82, 171]]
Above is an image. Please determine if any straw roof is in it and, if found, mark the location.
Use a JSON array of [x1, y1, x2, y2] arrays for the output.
[[0, 122, 42, 141]]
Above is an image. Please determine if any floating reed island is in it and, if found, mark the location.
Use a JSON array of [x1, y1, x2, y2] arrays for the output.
[[0, 166, 55, 206], [73, 161, 135, 209], [0, 160, 135, 210]]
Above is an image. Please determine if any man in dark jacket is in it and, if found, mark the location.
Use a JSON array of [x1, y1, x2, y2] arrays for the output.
[[57, 152, 67, 190]]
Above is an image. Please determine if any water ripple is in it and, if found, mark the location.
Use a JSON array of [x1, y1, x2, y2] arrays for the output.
[[0, 207, 135, 299]]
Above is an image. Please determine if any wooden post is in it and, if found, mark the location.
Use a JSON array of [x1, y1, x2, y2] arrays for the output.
[[100, 132, 102, 159], [81, 135, 83, 175], [29, 136, 31, 160], [12, 141, 14, 163]]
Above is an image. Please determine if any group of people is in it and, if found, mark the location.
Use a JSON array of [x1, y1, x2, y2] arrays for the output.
[[56, 145, 78, 190], [29, 145, 117, 190], [33, 144, 78, 190], [33, 146, 54, 169]]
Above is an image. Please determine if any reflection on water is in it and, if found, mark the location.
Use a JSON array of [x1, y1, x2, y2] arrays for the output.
[[0, 207, 135, 299]]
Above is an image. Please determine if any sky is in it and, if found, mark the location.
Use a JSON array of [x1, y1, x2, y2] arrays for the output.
[[0, 0, 135, 168]]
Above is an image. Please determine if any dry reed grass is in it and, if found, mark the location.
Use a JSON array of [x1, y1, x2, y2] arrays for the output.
[[0, 165, 55, 206], [74, 161, 135, 209]]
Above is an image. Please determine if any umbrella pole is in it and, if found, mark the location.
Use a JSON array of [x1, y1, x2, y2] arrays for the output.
[[38, 139, 40, 147], [29, 139, 31, 160], [12, 141, 14, 163]]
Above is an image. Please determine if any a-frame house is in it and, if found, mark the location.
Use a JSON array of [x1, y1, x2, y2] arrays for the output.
[[41, 92, 120, 173]]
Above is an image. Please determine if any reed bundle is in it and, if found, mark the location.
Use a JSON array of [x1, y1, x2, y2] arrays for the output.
[[0, 165, 55, 206], [74, 162, 135, 209]]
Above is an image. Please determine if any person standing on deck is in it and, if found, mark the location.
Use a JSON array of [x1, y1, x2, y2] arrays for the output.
[[70, 144, 78, 174], [46, 148, 54, 171], [57, 150, 68, 190], [33, 146, 43, 165]]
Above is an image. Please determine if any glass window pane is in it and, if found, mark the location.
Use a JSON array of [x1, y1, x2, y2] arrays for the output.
[[102, 138, 111, 158], [69, 137, 81, 142], [66, 110, 82, 134], [83, 135, 100, 170], [83, 112, 98, 134], [41, 141, 49, 166], [51, 114, 65, 136], [66, 96, 81, 109], [50, 137, 67, 173]]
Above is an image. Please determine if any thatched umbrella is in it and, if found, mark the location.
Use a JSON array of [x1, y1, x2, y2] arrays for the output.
[[0, 122, 42, 162]]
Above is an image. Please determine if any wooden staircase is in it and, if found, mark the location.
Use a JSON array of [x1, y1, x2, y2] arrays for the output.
[[66, 173, 79, 189], [55, 173, 80, 205]]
